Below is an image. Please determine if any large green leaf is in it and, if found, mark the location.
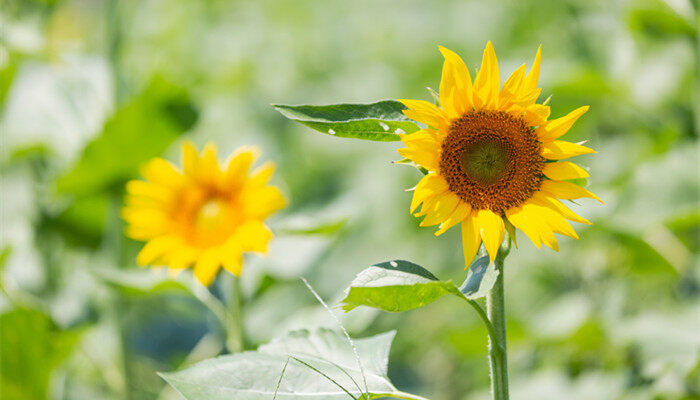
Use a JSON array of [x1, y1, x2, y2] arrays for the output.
[[341, 259, 497, 313], [56, 77, 198, 196], [273, 100, 419, 141], [0, 308, 80, 400], [160, 329, 422, 399]]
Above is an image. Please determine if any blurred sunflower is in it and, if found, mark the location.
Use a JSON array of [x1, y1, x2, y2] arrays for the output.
[[398, 42, 603, 266], [123, 142, 286, 285]]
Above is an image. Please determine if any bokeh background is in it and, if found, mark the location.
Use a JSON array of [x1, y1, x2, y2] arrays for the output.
[[1, 0, 698, 399]]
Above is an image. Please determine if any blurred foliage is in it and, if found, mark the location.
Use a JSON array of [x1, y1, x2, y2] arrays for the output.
[[0, 0, 698, 399]]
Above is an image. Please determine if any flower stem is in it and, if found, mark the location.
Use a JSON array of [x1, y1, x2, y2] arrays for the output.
[[487, 238, 511, 400], [225, 276, 245, 353]]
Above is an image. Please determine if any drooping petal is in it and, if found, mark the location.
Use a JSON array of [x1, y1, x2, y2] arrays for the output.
[[136, 235, 182, 266], [473, 41, 500, 110], [398, 99, 449, 131], [235, 220, 273, 253], [398, 130, 441, 171], [475, 209, 505, 261], [419, 192, 461, 227], [542, 161, 590, 180], [461, 211, 482, 268], [521, 103, 551, 127], [409, 173, 449, 213], [540, 180, 604, 204], [505, 205, 542, 248], [193, 248, 221, 286], [438, 45, 474, 116], [531, 191, 591, 225], [541, 140, 596, 160], [536, 106, 589, 142], [435, 201, 471, 236]]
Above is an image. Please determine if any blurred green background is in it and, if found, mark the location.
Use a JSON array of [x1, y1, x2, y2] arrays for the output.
[[1, 0, 698, 399]]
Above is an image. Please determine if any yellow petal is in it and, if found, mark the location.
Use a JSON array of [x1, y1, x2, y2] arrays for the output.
[[235, 220, 273, 253], [221, 251, 243, 276], [193, 249, 221, 286], [397, 130, 441, 171], [167, 246, 199, 270], [125, 180, 173, 203], [505, 205, 542, 248], [537, 106, 589, 142], [438, 45, 474, 116], [409, 173, 449, 213], [540, 180, 604, 204], [419, 192, 460, 227], [435, 201, 471, 236], [136, 235, 181, 266], [531, 191, 591, 225], [461, 212, 482, 268], [398, 99, 448, 131], [521, 45, 542, 95], [182, 141, 199, 176], [499, 64, 526, 108], [249, 161, 276, 187], [542, 161, 590, 180], [141, 158, 184, 188], [225, 147, 259, 186], [475, 209, 505, 262], [504, 219, 518, 248], [243, 186, 287, 218], [521, 103, 551, 127], [473, 41, 500, 110], [541, 140, 596, 160]]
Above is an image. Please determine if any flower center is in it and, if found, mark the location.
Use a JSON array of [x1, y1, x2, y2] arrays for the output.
[[439, 110, 544, 214]]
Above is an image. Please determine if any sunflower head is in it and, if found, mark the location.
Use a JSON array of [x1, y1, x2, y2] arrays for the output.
[[398, 42, 603, 267], [123, 142, 286, 285]]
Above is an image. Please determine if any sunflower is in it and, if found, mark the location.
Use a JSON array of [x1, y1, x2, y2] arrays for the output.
[[398, 42, 603, 266], [123, 142, 286, 285]]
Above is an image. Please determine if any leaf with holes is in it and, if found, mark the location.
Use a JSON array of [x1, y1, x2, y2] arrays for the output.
[[273, 100, 420, 141]]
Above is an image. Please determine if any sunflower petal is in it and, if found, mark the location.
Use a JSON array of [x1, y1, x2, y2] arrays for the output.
[[182, 141, 199, 176], [193, 249, 221, 286], [540, 180, 604, 204], [435, 201, 471, 236], [475, 209, 505, 262], [420, 192, 461, 227], [537, 106, 589, 142], [438, 45, 474, 115], [398, 130, 441, 171], [398, 99, 449, 131], [136, 235, 182, 266], [531, 192, 592, 225], [461, 212, 482, 268], [505, 205, 542, 248], [541, 140, 596, 160], [410, 173, 449, 213], [542, 161, 590, 180], [473, 41, 500, 110]]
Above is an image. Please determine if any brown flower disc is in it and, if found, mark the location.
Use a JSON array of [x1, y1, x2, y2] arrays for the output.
[[439, 110, 544, 214]]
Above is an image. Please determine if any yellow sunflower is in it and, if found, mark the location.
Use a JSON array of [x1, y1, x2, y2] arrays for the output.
[[123, 142, 286, 285], [398, 42, 603, 266]]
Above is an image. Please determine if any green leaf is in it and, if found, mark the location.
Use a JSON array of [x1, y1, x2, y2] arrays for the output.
[[0, 308, 80, 400], [341, 259, 498, 313], [459, 256, 499, 299], [160, 328, 422, 399], [94, 268, 193, 297], [56, 77, 198, 196], [273, 100, 419, 141]]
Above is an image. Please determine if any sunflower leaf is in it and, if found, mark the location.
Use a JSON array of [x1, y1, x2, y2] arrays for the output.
[[341, 260, 465, 313], [273, 100, 419, 141], [159, 328, 422, 399]]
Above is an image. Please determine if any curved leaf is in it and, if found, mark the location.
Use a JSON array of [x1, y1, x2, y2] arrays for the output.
[[273, 100, 419, 141]]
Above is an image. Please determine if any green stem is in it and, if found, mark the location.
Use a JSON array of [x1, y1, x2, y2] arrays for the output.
[[486, 239, 511, 400], [225, 276, 245, 353], [375, 391, 431, 400]]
